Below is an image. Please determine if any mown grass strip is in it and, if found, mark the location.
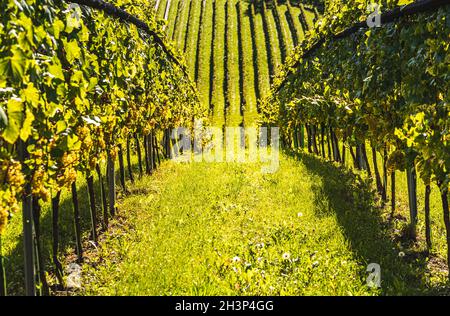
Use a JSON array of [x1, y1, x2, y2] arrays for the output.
[[237, 1, 258, 127], [271, 3, 288, 62], [250, 3, 271, 100], [194, 0, 206, 82], [236, 1, 245, 117], [262, 2, 282, 79], [182, 0, 194, 52], [299, 3, 315, 31], [163, 0, 171, 21], [196, 0, 214, 111], [165, 0, 179, 38], [156, 0, 168, 19], [211, 0, 226, 127], [276, 4, 295, 55], [184, 0, 202, 77], [173, 0, 190, 52], [225, 0, 242, 127], [286, 1, 305, 45], [171, 0, 183, 42]]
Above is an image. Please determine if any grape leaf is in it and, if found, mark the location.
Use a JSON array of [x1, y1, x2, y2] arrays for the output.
[[2, 97, 24, 144]]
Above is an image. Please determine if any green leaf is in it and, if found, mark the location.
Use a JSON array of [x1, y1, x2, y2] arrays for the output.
[[67, 134, 81, 151], [48, 60, 65, 81], [0, 46, 27, 80], [19, 108, 34, 141], [65, 11, 81, 33], [21, 83, 40, 106], [52, 18, 65, 40], [2, 97, 24, 144], [64, 40, 81, 63], [56, 120, 67, 134]]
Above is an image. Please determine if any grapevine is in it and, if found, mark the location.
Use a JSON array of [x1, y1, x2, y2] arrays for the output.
[[0, 0, 204, 294], [262, 0, 450, 276]]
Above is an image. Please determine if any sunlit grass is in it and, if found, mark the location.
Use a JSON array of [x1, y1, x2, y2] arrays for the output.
[[81, 152, 446, 295]]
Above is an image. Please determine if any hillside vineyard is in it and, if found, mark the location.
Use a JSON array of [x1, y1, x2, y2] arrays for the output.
[[1, 0, 450, 298], [155, 0, 319, 127]]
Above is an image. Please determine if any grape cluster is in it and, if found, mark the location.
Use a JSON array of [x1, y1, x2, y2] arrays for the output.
[[0, 160, 25, 234]]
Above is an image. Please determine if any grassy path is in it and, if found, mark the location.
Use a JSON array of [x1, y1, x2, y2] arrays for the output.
[[81, 153, 438, 295]]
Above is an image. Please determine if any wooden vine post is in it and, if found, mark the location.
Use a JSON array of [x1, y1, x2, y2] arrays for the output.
[[96, 165, 108, 230], [391, 171, 396, 215], [18, 140, 35, 296], [86, 174, 98, 242], [107, 153, 116, 217], [299, 125, 305, 148], [126, 136, 135, 183], [32, 197, 49, 296], [406, 164, 418, 240], [424, 184, 432, 249], [118, 144, 127, 192], [135, 134, 144, 178], [51, 191, 64, 287], [0, 236, 6, 296], [440, 187, 450, 280], [71, 182, 83, 262], [293, 127, 298, 148]]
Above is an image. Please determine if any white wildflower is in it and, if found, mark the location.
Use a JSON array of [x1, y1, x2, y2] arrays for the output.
[[282, 252, 291, 260]]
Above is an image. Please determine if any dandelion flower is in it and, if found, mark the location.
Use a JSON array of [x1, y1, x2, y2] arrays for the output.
[[282, 252, 291, 260]]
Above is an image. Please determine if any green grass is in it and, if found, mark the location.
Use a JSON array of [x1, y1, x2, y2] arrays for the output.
[[271, 4, 289, 62], [238, 1, 258, 127], [184, 0, 202, 78], [289, 134, 450, 281], [276, 4, 295, 54], [165, 0, 179, 38], [196, 0, 214, 108], [80, 152, 447, 295], [300, 4, 316, 31], [286, 2, 305, 45], [262, 3, 283, 78], [225, 0, 242, 127], [172, 0, 190, 52], [251, 4, 271, 100], [156, 0, 168, 19], [211, 0, 226, 127]]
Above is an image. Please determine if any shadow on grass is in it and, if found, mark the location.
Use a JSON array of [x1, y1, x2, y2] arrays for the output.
[[4, 162, 138, 295], [287, 149, 441, 295]]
